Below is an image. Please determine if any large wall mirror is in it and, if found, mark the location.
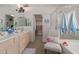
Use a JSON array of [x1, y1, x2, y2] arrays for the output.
[[15, 16, 31, 27]]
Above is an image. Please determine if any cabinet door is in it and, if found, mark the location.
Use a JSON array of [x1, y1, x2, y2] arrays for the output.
[[23, 32, 29, 48], [19, 32, 30, 53], [0, 42, 7, 54], [29, 31, 31, 42], [6, 37, 19, 54], [6, 38, 15, 54], [14, 36, 20, 54], [0, 37, 19, 54], [25, 32, 30, 46], [19, 33, 25, 53]]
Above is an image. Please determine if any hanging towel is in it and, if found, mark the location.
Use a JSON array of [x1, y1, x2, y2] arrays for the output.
[[69, 11, 79, 33], [61, 14, 67, 33]]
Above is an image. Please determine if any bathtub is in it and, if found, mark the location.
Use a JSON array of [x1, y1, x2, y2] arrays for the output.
[[60, 39, 79, 54]]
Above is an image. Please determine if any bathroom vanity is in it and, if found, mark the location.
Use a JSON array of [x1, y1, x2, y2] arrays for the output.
[[0, 29, 31, 54]]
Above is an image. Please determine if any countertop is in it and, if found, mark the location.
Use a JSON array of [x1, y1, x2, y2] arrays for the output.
[[0, 26, 31, 44]]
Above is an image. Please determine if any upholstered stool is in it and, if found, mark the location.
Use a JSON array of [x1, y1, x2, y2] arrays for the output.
[[44, 42, 62, 54]]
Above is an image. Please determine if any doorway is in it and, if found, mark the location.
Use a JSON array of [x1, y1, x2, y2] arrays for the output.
[[34, 14, 43, 36]]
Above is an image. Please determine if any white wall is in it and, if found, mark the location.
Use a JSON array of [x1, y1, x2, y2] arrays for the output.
[[0, 5, 57, 42], [23, 7, 57, 42]]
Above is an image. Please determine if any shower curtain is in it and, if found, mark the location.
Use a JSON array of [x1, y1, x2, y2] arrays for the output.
[[59, 10, 79, 39], [60, 14, 67, 34], [69, 11, 79, 34]]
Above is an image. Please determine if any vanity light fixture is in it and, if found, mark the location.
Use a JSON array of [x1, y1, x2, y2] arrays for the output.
[[16, 4, 25, 13], [16, 4, 30, 13], [16, 4, 31, 13]]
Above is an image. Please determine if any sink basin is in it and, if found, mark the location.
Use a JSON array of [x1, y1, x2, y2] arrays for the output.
[[0, 32, 8, 40]]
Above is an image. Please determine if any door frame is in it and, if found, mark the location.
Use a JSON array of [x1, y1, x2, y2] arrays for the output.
[[34, 14, 43, 36]]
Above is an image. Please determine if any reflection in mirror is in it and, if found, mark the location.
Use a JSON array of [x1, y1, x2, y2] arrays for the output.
[[15, 17, 31, 27], [5, 14, 14, 29], [0, 19, 3, 30]]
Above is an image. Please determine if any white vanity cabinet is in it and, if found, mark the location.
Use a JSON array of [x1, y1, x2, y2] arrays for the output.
[[0, 31, 30, 54]]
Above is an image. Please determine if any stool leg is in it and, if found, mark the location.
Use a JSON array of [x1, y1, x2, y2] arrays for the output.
[[45, 49, 47, 54]]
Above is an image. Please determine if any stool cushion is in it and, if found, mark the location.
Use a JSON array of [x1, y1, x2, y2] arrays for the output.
[[47, 36, 60, 44], [44, 42, 61, 53]]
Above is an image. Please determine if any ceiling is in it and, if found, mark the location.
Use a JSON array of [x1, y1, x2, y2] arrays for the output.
[[0, 4, 79, 7], [0, 4, 79, 13], [28, 4, 65, 7]]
